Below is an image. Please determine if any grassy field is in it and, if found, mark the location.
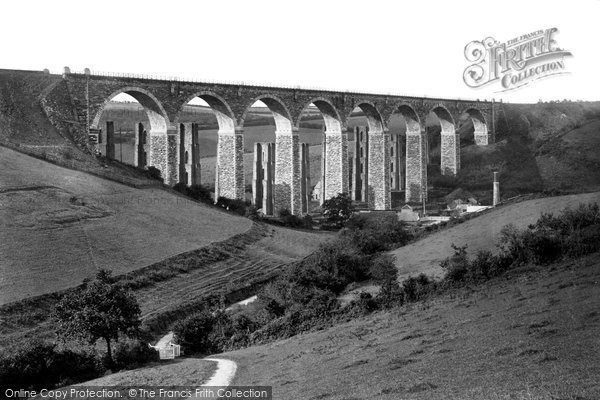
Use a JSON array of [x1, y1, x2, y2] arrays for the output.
[[0, 205, 328, 350], [389, 191, 600, 281], [222, 252, 600, 399], [83, 358, 215, 386], [0, 146, 252, 304]]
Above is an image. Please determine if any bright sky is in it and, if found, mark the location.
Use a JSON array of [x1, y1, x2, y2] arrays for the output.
[[2, 0, 598, 103]]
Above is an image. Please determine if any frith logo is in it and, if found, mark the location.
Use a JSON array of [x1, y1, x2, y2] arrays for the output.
[[463, 28, 572, 92]]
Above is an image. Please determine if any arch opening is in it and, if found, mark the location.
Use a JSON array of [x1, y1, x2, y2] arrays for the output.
[[425, 106, 458, 182], [241, 97, 297, 215], [296, 99, 345, 209], [296, 102, 334, 212], [175, 93, 238, 201], [92, 89, 168, 178], [348, 103, 388, 210], [389, 104, 422, 205], [458, 108, 488, 146]]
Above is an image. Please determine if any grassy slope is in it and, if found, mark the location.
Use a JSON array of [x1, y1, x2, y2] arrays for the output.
[[0, 146, 252, 304], [389, 191, 600, 280], [0, 222, 329, 349], [225, 253, 600, 399], [0, 70, 161, 187], [83, 358, 215, 386], [137, 225, 330, 324], [453, 102, 600, 201]]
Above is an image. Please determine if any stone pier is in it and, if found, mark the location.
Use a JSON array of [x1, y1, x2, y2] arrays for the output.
[[405, 129, 427, 203], [252, 142, 275, 215], [300, 143, 311, 213], [390, 134, 404, 191], [274, 130, 302, 215], [190, 123, 201, 185], [166, 125, 179, 185], [351, 126, 368, 202], [216, 127, 244, 200], [322, 129, 349, 202], [148, 132, 168, 182], [105, 121, 115, 159], [367, 128, 391, 210]]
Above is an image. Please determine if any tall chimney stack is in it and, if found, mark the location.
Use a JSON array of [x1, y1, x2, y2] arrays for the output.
[[493, 172, 500, 206]]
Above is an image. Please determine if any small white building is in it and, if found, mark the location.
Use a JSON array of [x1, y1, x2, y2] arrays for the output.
[[150, 332, 182, 360]]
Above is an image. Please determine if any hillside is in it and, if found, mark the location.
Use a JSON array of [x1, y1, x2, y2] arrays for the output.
[[0, 147, 328, 349], [0, 146, 252, 304], [224, 252, 600, 399], [389, 191, 600, 280], [0, 70, 162, 186], [70, 215, 600, 399], [446, 101, 600, 203]]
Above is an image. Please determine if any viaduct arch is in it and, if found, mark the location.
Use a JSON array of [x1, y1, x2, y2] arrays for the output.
[[56, 70, 499, 214]]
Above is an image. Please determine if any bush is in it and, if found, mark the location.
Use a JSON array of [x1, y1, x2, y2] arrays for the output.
[[564, 224, 600, 257], [245, 205, 259, 219], [145, 166, 162, 182], [322, 193, 354, 227], [0, 340, 102, 391], [440, 244, 469, 282], [216, 197, 251, 216], [187, 185, 213, 203], [375, 279, 405, 309], [348, 292, 379, 315], [369, 254, 398, 282], [402, 274, 434, 302], [113, 339, 159, 370], [172, 310, 215, 354], [174, 183, 213, 204], [527, 230, 562, 264], [342, 214, 411, 254]]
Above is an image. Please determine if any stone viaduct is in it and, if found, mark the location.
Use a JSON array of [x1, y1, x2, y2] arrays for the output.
[[45, 69, 500, 215]]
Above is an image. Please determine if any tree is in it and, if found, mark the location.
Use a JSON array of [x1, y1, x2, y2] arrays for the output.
[[172, 310, 215, 354], [322, 193, 354, 227], [53, 270, 141, 368]]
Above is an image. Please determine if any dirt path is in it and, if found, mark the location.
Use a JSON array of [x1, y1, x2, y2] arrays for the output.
[[389, 192, 600, 281], [201, 358, 238, 387]]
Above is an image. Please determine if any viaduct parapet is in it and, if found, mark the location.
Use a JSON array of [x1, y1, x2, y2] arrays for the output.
[[42, 69, 501, 215]]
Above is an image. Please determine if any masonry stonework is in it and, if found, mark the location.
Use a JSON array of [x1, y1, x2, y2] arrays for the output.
[[405, 130, 427, 203], [252, 142, 275, 215], [51, 72, 499, 210], [274, 132, 302, 215], [323, 131, 348, 202], [368, 130, 391, 210], [300, 143, 311, 214], [351, 127, 368, 202]]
